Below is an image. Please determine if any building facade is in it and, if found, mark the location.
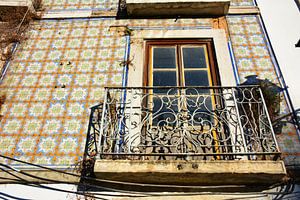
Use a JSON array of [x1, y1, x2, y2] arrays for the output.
[[0, 0, 299, 199]]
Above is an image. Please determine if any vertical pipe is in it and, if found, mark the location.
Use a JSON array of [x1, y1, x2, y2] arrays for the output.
[[257, 14, 300, 137], [227, 41, 240, 85], [117, 35, 131, 153], [0, 43, 19, 83]]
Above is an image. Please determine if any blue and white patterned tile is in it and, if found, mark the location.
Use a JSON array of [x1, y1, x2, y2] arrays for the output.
[[63, 119, 82, 134], [37, 136, 58, 154], [233, 46, 251, 57], [74, 74, 91, 86], [57, 74, 73, 86], [248, 34, 265, 45], [254, 57, 274, 70], [236, 59, 255, 70], [92, 73, 109, 86], [17, 136, 37, 154], [0, 136, 15, 153], [48, 50, 63, 60], [38, 74, 56, 87], [67, 102, 85, 117], [23, 119, 42, 134], [26, 62, 43, 73], [28, 103, 48, 117], [59, 137, 78, 154], [20, 74, 39, 87], [251, 46, 269, 57], [42, 119, 62, 135], [44, 62, 60, 73], [48, 102, 66, 117], [10, 103, 29, 117], [70, 88, 88, 101], [14, 88, 34, 101], [230, 35, 248, 46], [32, 88, 52, 101]]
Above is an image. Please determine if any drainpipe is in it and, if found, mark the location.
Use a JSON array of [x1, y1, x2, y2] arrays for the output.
[[254, 0, 300, 136], [0, 43, 19, 83]]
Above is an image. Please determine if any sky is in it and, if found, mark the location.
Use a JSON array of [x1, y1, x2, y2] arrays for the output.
[[256, 0, 300, 109]]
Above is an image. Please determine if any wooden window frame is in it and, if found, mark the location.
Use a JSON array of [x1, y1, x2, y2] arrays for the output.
[[144, 39, 221, 87]]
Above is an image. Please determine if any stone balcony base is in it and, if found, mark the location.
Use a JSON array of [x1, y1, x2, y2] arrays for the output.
[[94, 160, 286, 189], [126, 0, 230, 17]]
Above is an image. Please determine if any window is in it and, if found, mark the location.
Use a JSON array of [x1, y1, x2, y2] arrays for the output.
[[144, 40, 221, 126], [145, 40, 220, 88]]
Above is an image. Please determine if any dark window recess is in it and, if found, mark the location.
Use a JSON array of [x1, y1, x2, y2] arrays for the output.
[[296, 39, 300, 48]]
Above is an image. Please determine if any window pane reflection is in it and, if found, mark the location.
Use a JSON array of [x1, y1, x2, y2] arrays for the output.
[[182, 47, 207, 69], [184, 70, 209, 86], [153, 48, 176, 68]]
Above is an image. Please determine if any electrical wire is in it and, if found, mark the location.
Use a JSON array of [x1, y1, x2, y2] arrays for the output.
[[0, 166, 107, 200], [16, 7, 30, 34], [0, 163, 147, 198], [0, 196, 8, 200], [0, 191, 31, 200], [0, 154, 297, 198], [0, 154, 273, 191]]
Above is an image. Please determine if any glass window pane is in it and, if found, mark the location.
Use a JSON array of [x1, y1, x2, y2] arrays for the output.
[[153, 71, 177, 87], [182, 47, 207, 69], [184, 70, 209, 86], [152, 96, 178, 126], [153, 48, 176, 68], [187, 96, 213, 123]]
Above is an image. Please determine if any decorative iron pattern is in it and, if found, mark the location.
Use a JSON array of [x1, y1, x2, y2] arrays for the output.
[[90, 86, 280, 160]]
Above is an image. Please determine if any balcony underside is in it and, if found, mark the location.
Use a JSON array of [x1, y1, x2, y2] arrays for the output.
[[126, 0, 230, 17], [94, 160, 286, 189]]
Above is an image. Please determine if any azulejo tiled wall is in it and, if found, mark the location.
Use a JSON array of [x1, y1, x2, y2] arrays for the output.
[[227, 15, 300, 166], [227, 15, 278, 84], [0, 18, 212, 167], [0, 19, 125, 167], [42, 0, 119, 11]]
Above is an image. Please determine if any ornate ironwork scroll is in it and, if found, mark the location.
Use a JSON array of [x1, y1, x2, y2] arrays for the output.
[[90, 86, 280, 160]]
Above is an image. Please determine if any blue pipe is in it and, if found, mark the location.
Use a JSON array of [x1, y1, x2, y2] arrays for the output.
[[257, 14, 300, 137], [227, 41, 240, 85], [117, 35, 130, 152], [0, 43, 19, 83]]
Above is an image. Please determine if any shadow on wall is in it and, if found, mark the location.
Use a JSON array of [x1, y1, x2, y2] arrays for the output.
[[240, 75, 284, 134]]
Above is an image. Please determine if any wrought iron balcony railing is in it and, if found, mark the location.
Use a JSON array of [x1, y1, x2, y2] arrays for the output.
[[86, 86, 280, 161]]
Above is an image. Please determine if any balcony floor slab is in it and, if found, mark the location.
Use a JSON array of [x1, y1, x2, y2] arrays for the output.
[[94, 160, 286, 187]]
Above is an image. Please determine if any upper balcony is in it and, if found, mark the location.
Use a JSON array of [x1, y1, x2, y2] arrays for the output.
[[86, 86, 286, 189], [0, 0, 35, 10], [0, 0, 36, 16], [126, 0, 231, 17]]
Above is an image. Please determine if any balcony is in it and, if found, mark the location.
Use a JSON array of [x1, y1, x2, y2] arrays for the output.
[[126, 0, 231, 17], [86, 86, 286, 188], [0, 0, 35, 10]]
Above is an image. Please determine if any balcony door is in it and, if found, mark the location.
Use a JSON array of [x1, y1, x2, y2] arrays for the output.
[[146, 40, 219, 89], [143, 40, 223, 158], [145, 40, 220, 123]]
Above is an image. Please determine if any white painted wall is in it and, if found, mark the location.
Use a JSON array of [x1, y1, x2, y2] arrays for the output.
[[256, 0, 300, 109], [0, 184, 80, 200]]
